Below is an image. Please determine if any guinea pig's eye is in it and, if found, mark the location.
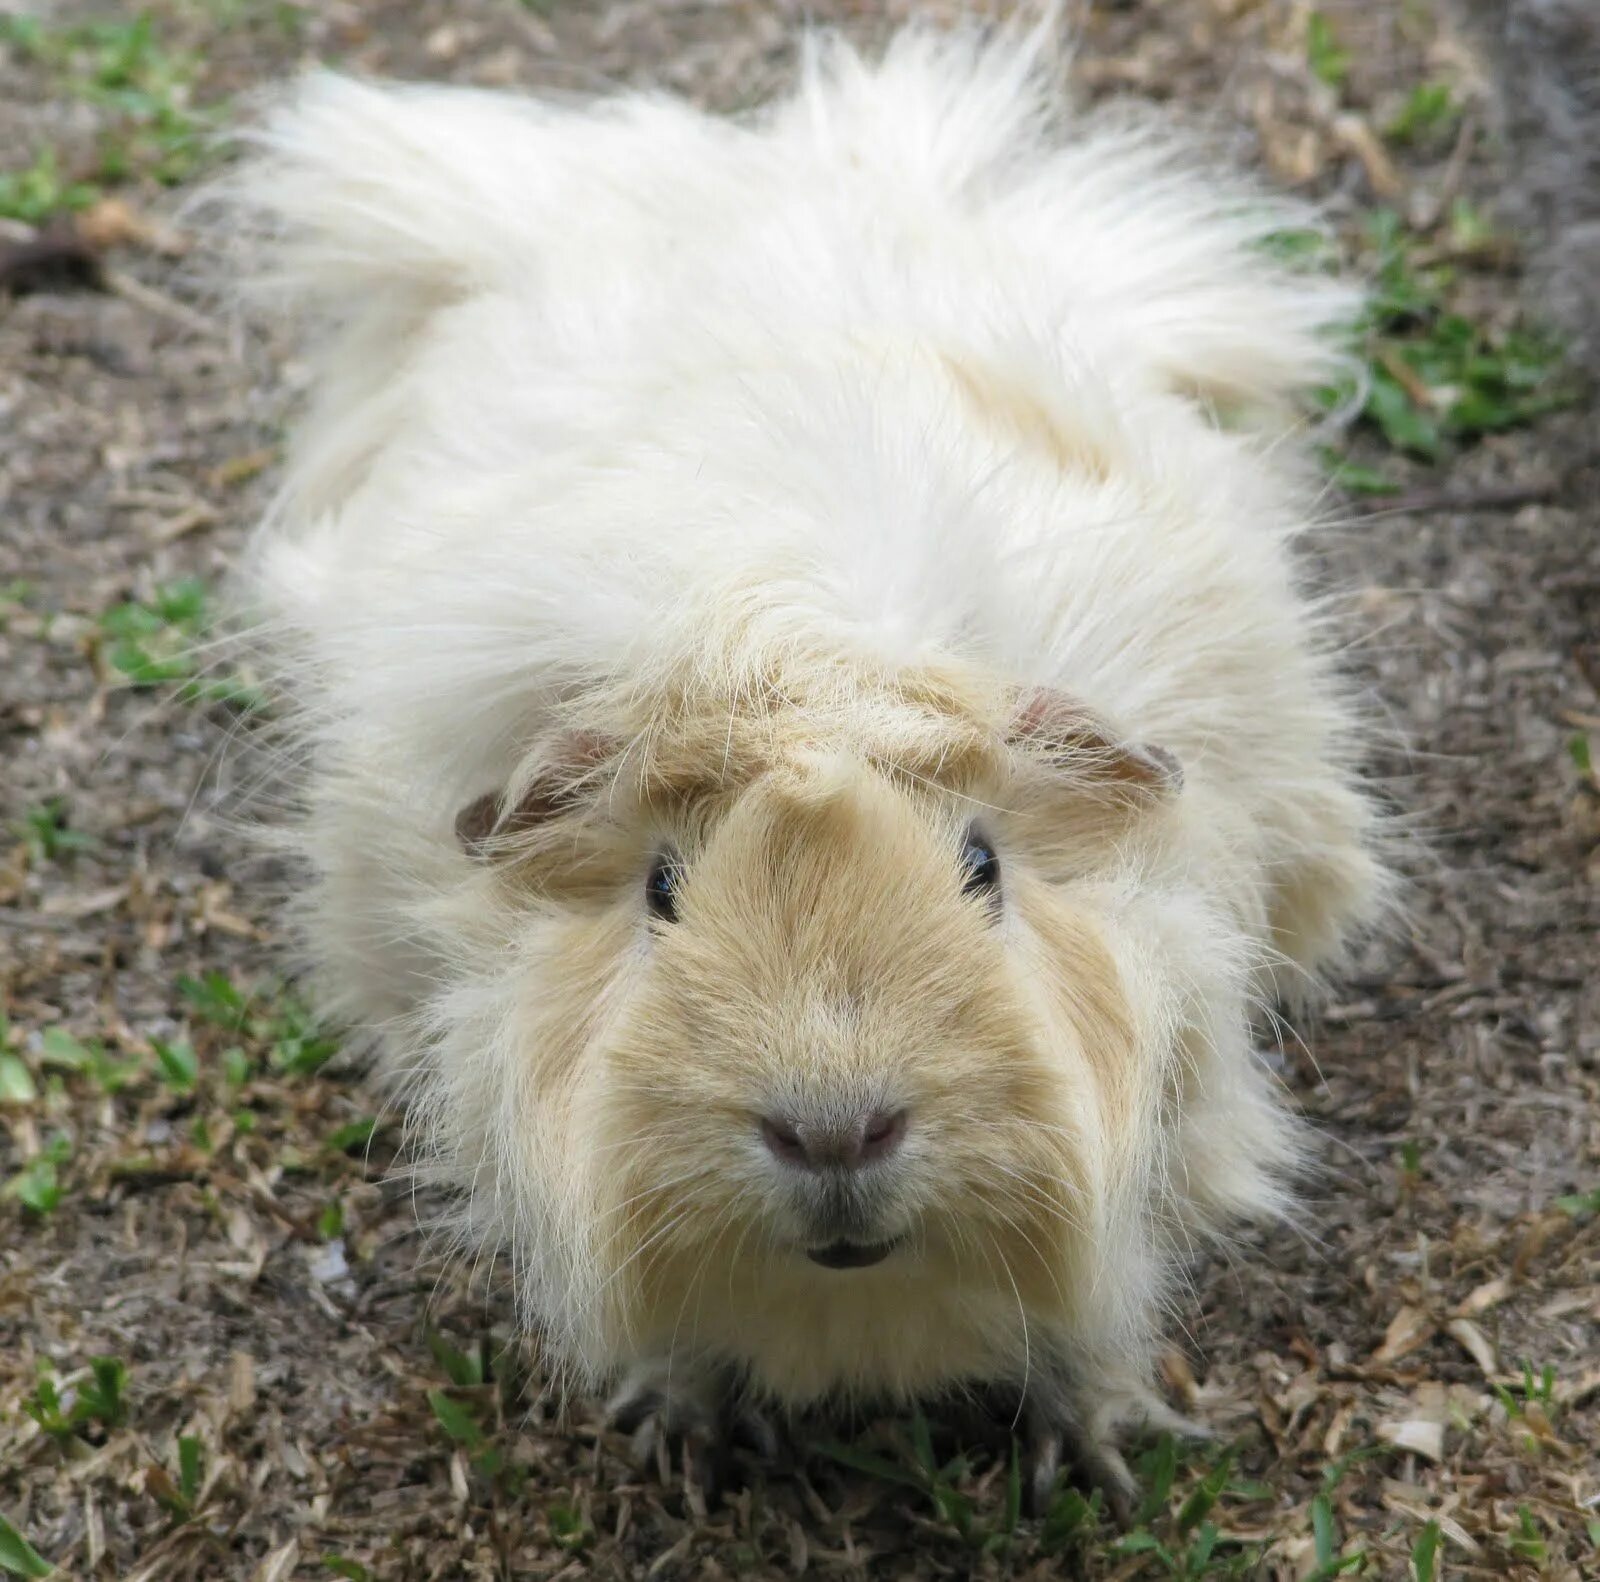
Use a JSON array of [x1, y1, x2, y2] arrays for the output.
[[645, 854, 683, 923], [960, 828, 1001, 906]]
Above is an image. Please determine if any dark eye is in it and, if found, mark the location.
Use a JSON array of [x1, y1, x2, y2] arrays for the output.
[[646, 854, 682, 923], [961, 829, 1001, 906]]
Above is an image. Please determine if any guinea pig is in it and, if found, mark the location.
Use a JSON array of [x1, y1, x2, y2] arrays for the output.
[[224, 20, 1387, 1514]]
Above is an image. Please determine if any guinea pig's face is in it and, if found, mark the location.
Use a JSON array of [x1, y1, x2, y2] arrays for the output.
[[575, 741, 1164, 1381], [610, 760, 1047, 1269], [460, 687, 1176, 1389]]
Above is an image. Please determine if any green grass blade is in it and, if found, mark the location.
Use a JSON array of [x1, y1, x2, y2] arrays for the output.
[[0, 1517, 51, 1579]]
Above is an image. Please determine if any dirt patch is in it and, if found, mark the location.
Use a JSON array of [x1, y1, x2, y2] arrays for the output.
[[2, 2, 1595, 1579]]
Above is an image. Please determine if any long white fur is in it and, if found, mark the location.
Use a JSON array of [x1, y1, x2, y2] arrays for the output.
[[226, 21, 1387, 1446]]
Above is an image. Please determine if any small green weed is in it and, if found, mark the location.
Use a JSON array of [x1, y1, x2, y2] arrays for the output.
[[1307, 14, 1350, 89], [816, 1411, 1015, 1553], [177, 968, 251, 1030], [1411, 1519, 1441, 1582], [1106, 1442, 1256, 1578], [178, 972, 338, 1075], [326, 1117, 377, 1154], [1523, 1359, 1557, 1408], [1385, 82, 1458, 147], [1260, 227, 1335, 267], [1373, 209, 1565, 441], [0, 1041, 37, 1104], [1038, 1484, 1102, 1555], [547, 1502, 591, 1551], [1318, 449, 1399, 497], [100, 578, 210, 686], [816, 1424, 1256, 1570], [1306, 1491, 1366, 1577], [1495, 1358, 1557, 1422], [150, 1037, 199, 1091], [0, 12, 221, 204], [1445, 199, 1501, 256], [146, 1434, 205, 1520], [422, 1337, 542, 1501], [1326, 210, 1571, 467], [98, 578, 260, 707], [12, 799, 96, 865], [3, 1136, 72, 1215], [321, 1560, 369, 1582], [1397, 1139, 1424, 1197], [1555, 1182, 1600, 1218], [427, 1329, 487, 1389], [1510, 1506, 1546, 1564], [428, 1389, 506, 1478], [0, 146, 98, 223], [25, 1357, 130, 1438], [39, 1027, 139, 1093]]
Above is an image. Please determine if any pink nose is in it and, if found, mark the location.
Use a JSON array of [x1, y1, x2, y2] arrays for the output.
[[759, 1109, 908, 1172]]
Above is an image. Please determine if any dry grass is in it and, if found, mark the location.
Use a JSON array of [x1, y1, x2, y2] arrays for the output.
[[1, 2, 1596, 1578]]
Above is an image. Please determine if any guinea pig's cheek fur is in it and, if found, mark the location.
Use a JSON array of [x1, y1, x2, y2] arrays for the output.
[[582, 981, 770, 1317], [1013, 898, 1143, 1135]]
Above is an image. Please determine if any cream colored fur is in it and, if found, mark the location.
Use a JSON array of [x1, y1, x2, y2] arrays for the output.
[[226, 21, 1387, 1482]]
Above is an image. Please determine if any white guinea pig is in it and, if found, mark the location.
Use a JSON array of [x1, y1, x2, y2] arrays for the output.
[[228, 21, 1387, 1512]]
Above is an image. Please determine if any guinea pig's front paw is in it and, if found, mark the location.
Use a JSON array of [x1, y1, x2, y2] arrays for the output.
[[1023, 1400, 1136, 1526], [1023, 1380, 1212, 1526], [605, 1361, 780, 1506]]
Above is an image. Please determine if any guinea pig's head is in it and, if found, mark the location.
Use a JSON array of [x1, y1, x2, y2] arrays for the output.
[[455, 674, 1183, 1398]]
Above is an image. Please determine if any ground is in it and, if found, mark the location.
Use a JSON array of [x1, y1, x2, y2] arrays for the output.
[[1, 1, 1596, 1579]]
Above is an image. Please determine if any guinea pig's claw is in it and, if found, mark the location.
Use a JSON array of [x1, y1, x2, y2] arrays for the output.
[[630, 1411, 731, 1509], [1023, 1419, 1136, 1525], [1024, 1424, 1062, 1519], [1022, 1378, 1216, 1525], [607, 1363, 779, 1505], [1137, 1397, 1215, 1443]]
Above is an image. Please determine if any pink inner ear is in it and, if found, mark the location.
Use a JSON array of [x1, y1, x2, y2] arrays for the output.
[[1011, 687, 1182, 795], [454, 730, 618, 857], [1013, 687, 1072, 742]]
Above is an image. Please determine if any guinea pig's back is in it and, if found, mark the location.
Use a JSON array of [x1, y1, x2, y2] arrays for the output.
[[237, 23, 1354, 528], [234, 22, 1383, 1010]]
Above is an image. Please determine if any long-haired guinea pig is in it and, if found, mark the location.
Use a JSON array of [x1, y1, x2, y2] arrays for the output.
[[225, 19, 1387, 1513]]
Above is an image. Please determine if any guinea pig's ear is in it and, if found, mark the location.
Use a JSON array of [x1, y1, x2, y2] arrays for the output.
[[1010, 688, 1182, 799], [454, 731, 615, 859]]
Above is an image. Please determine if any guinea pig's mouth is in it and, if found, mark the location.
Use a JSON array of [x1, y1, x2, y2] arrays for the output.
[[806, 1238, 899, 1270]]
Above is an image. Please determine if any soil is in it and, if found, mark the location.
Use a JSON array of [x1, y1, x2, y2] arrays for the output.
[[1, 2, 1595, 1579]]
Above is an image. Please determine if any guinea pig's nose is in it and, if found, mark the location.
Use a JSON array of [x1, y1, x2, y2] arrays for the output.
[[759, 1108, 908, 1172]]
